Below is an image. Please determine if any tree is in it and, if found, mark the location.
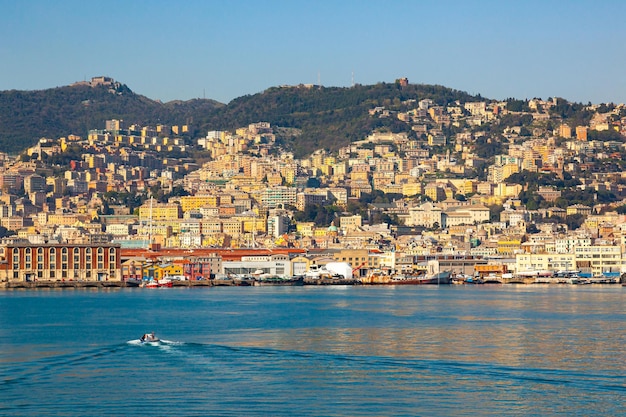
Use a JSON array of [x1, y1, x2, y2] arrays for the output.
[[489, 205, 504, 222], [306, 177, 321, 188], [616, 205, 626, 214], [526, 223, 540, 234], [565, 214, 585, 230], [0, 226, 14, 238], [505, 99, 530, 112]]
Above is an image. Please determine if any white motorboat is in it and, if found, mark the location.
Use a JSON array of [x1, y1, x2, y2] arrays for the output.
[[140, 332, 160, 343]]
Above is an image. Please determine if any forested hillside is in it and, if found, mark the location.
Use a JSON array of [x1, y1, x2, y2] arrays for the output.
[[199, 82, 480, 156], [4, 78, 606, 158], [0, 83, 223, 153]]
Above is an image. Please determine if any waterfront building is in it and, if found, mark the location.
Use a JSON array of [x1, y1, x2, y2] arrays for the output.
[[574, 245, 622, 276], [331, 249, 381, 277], [515, 253, 576, 274], [0, 239, 121, 282], [222, 254, 291, 276], [515, 245, 624, 276]]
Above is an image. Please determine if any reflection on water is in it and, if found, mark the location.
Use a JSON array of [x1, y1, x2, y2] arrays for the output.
[[240, 286, 626, 378], [0, 285, 625, 416]]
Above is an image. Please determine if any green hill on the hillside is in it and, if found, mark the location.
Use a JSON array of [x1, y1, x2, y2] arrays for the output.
[[0, 82, 223, 153]]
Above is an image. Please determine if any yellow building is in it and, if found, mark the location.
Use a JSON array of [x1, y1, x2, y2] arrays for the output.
[[576, 126, 588, 141], [402, 182, 423, 197], [138, 203, 181, 221], [280, 166, 297, 184], [332, 161, 349, 176], [494, 183, 522, 198], [340, 215, 362, 231], [350, 171, 370, 181], [558, 124, 572, 138], [497, 236, 523, 256], [239, 215, 267, 233], [155, 263, 184, 280], [266, 173, 283, 186], [296, 222, 315, 237], [424, 184, 446, 202], [46, 213, 84, 226], [566, 204, 592, 216], [221, 219, 243, 235], [488, 163, 519, 183], [180, 195, 220, 212]]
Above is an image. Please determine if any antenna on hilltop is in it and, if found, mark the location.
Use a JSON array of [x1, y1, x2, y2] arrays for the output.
[[317, 70, 321, 87], [351, 71, 354, 87]]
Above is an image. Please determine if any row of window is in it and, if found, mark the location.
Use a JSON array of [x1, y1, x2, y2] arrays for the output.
[[12, 247, 117, 270]]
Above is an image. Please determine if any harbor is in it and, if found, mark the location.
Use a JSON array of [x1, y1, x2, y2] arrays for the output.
[[2, 272, 624, 289]]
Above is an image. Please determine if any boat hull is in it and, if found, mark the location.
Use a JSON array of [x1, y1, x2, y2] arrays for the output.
[[368, 271, 452, 285], [253, 276, 304, 286]]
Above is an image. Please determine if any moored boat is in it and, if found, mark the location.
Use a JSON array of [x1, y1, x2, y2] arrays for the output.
[[410, 271, 452, 285], [146, 278, 173, 288], [387, 274, 431, 285], [145, 280, 159, 288], [157, 278, 173, 287], [125, 278, 142, 287], [365, 270, 452, 285], [253, 274, 304, 286]]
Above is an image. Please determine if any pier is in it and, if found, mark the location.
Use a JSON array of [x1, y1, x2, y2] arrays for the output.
[[1, 280, 213, 289]]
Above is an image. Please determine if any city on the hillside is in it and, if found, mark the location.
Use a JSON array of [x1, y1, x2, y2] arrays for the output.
[[2, 77, 626, 286]]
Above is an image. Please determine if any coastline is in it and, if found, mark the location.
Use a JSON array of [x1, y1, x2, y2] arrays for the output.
[[1, 277, 623, 289]]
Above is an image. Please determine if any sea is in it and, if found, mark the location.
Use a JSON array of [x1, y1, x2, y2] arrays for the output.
[[1, 285, 625, 416]]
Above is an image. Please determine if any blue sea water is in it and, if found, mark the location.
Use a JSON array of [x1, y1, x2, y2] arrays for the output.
[[0, 285, 625, 416]]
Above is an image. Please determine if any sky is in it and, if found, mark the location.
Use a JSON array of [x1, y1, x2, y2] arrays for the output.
[[1, 0, 625, 105]]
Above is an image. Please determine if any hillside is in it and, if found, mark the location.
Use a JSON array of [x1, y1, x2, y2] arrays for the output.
[[3, 78, 619, 158], [0, 82, 223, 153], [0, 79, 487, 156], [199, 82, 480, 157]]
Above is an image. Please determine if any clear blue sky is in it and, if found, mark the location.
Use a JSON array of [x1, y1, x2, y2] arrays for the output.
[[1, 0, 625, 105]]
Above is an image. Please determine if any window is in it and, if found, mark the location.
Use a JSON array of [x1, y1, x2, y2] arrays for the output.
[[61, 248, 68, 270], [25, 248, 31, 270], [73, 248, 80, 267], [49, 248, 56, 269], [97, 247, 104, 269], [12, 248, 19, 269], [86, 248, 92, 267]]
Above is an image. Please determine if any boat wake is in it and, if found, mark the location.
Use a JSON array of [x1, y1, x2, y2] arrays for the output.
[[169, 343, 626, 394]]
